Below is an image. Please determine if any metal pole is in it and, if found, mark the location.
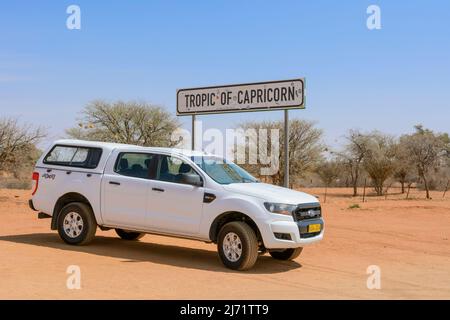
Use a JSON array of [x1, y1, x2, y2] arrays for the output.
[[191, 115, 195, 150], [284, 109, 289, 188]]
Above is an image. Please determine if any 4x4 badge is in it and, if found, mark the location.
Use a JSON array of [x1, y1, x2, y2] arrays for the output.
[[42, 173, 56, 180]]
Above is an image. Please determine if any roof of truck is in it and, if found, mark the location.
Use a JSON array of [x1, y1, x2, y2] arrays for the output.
[[53, 139, 209, 157]]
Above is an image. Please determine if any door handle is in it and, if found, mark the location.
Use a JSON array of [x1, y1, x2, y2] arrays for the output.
[[152, 187, 164, 192], [66, 171, 72, 175], [46, 169, 52, 173], [109, 181, 121, 185]]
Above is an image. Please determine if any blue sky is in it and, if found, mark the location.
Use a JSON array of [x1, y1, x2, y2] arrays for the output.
[[1, 1, 449, 149]]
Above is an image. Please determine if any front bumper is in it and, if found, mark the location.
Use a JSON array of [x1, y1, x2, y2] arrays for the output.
[[258, 218, 324, 249]]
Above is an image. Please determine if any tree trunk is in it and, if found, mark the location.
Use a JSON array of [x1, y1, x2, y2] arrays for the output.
[[352, 168, 359, 196], [422, 175, 430, 199], [400, 181, 405, 194], [352, 173, 358, 196], [375, 185, 383, 196]]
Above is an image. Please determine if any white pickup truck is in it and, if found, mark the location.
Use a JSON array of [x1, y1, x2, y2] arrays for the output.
[[29, 139, 324, 270]]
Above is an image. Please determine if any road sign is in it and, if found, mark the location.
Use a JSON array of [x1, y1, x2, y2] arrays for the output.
[[177, 78, 305, 115]]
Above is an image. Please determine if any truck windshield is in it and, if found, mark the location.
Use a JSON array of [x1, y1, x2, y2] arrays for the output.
[[191, 156, 259, 185]]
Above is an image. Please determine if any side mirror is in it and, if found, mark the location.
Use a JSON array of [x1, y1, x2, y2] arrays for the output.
[[181, 173, 203, 187]]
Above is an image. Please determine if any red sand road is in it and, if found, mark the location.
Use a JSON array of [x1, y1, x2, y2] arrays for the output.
[[0, 187, 449, 299]]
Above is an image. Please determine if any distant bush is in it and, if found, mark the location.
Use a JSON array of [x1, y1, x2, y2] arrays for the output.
[[0, 178, 31, 190], [348, 203, 360, 209], [0, 116, 45, 190], [0, 142, 41, 190]]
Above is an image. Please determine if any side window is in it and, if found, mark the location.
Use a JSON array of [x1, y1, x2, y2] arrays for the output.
[[44, 145, 102, 168], [114, 153, 158, 179], [157, 155, 200, 184]]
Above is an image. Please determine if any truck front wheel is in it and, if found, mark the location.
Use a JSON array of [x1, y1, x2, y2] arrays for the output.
[[217, 221, 258, 271], [57, 202, 97, 245], [115, 229, 145, 240], [269, 247, 303, 260]]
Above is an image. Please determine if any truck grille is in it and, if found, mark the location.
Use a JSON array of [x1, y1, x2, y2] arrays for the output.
[[293, 203, 321, 221]]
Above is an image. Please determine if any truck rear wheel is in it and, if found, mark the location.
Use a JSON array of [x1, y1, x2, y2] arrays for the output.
[[217, 221, 258, 271], [57, 202, 97, 245], [269, 247, 303, 260], [115, 229, 145, 240]]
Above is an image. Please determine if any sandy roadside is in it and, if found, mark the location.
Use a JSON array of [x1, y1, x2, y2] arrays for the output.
[[0, 187, 449, 299]]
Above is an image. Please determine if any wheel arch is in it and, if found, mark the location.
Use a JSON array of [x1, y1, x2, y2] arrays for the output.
[[51, 192, 96, 230], [209, 211, 263, 246]]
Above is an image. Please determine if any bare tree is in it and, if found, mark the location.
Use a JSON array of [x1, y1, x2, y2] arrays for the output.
[[315, 159, 340, 187], [363, 132, 396, 196], [67, 100, 180, 147], [336, 130, 371, 196], [393, 141, 416, 193], [0, 117, 46, 171], [235, 119, 324, 186], [401, 125, 446, 199]]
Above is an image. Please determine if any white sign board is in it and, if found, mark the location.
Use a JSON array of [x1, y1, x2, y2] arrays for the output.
[[177, 78, 305, 115]]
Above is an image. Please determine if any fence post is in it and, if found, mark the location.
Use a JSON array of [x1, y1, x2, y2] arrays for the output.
[[362, 178, 367, 203], [443, 179, 449, 198], [384, 182, 392, 200], [406, 183, 412, 199]]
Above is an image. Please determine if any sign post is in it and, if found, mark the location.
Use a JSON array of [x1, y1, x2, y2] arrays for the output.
[[177, 78, 305, 188], [191, 114, 196, 150], [284, 109, 289, 188]]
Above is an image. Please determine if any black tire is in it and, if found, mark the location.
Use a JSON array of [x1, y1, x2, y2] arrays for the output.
[[115, 229, 145, 241], [269, 247, 303, 260], [57, 202, 97, 245], [217, 221, 258, 271]]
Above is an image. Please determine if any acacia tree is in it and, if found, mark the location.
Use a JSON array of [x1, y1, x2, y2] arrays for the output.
[[336, 130, 372, 196], [363, 132, 396, 196], [235, 119, 324, 186], [0, 117, 46, 171], [401, 125, 446, 199], [315, 159, 340, 187], [67, 100, 180, 147], [392, 141, 416, 193]]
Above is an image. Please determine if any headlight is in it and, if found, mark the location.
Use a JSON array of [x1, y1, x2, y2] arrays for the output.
[[264, 202, 297, 216]]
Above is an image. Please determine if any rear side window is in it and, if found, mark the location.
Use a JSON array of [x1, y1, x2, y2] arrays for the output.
[[44, 145, 102, 169]]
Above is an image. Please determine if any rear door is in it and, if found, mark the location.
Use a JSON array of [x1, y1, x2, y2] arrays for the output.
[[101, 151, 157, 228]]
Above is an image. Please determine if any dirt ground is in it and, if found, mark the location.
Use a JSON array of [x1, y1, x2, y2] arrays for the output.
[[0, 187, 449, 299]]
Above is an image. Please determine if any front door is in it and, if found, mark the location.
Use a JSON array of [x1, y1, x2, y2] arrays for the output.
[[146, 154, 204, 235]]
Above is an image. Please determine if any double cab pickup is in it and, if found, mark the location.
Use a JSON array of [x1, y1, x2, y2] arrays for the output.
[[30, 140, 324, 270]]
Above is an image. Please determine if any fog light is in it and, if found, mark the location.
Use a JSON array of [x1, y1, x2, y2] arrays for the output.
[[274, 232, 292, 240]]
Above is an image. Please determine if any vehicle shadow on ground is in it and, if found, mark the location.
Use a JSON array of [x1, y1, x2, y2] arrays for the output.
[[0, 233, 302, 274]]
